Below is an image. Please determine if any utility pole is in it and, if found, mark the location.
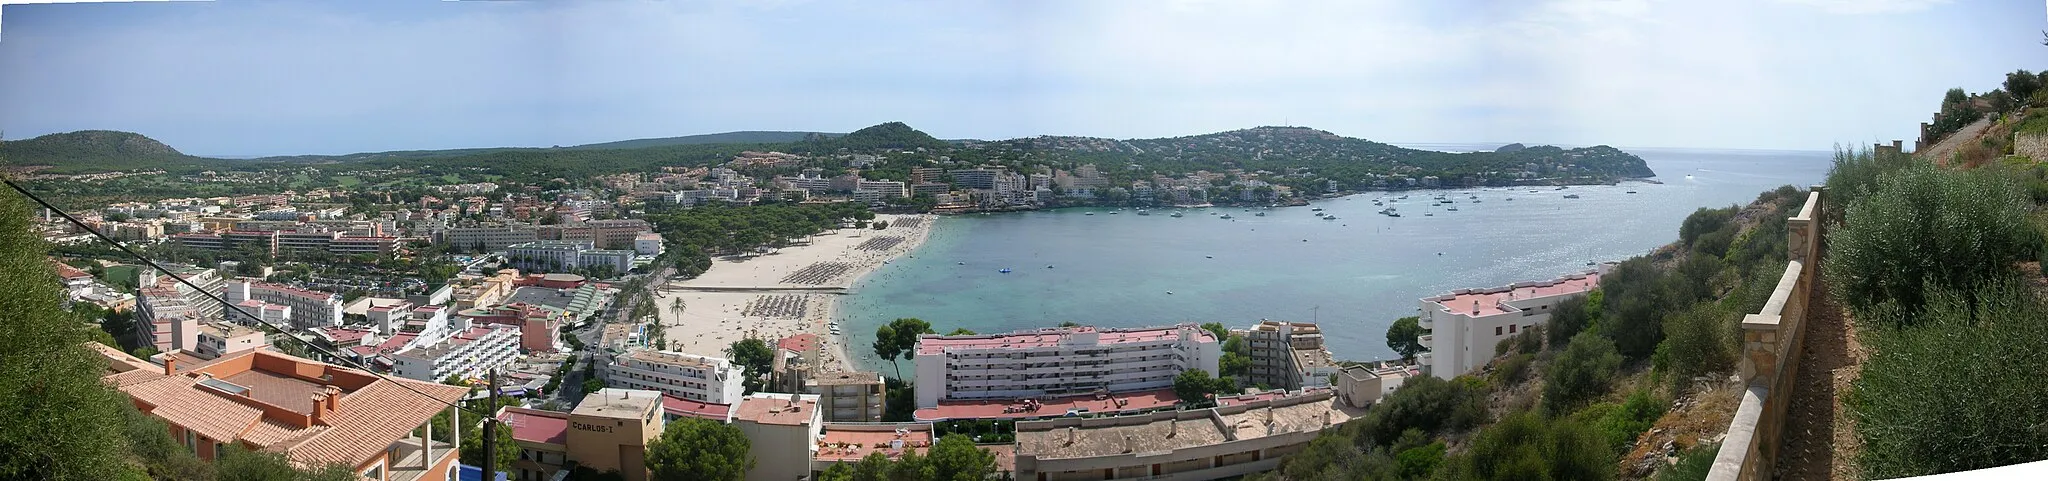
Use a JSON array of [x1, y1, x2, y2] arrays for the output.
[[483, 369, 500, 477], [1311, 306, 1320, 324]]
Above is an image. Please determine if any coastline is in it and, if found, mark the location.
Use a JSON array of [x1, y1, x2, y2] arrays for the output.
[[653, 214, 935, 372]]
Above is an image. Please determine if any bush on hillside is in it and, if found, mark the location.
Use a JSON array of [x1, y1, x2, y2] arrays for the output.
[[1659, 303, 1738, 394], [1657, 443, 1720, 481], [1546, 295, 1595, 347], [1821, 148, 1916, 219], [1823, 163, 2037, 321], [1544, 333, 1623, 415], [1352, 375, 1489, 447], [1598, 258, 1675, 360], [1441, 411, 1616, 481], [1678, 206, 1737, 248], [1849, 281, 2048, 478], [1490, 353, 1537, 388]]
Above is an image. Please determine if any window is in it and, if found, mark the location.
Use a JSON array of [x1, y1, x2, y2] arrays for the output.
[[1494, 326, 1502, 336], [1508, 325, 1517, 334]]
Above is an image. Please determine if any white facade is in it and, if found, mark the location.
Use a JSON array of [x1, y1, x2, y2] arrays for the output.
[[605, 349, 746, 405], [912, 324, 1222, 408], [505, 240, 636, 274], [1417, 266, 1608, 379], [389, 325, 521, 382], [227, 281, 343, 330]]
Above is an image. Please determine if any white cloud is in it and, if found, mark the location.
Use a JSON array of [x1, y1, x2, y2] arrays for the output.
[[1772, 0, 1952, 15]]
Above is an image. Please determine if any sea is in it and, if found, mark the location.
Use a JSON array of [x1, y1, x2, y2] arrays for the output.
[[838, 145, 1834, 371]]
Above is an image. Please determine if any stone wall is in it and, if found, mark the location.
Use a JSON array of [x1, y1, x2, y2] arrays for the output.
[[1707, 187, 1824, 481], [2015, 132, 2048, 161]]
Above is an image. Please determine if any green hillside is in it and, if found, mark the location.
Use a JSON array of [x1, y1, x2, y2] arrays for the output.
[[571, 131, 841, 150]]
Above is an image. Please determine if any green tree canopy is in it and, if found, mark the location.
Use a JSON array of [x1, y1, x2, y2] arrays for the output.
[[460, 422, 519, 473], [1544, 333, 1623, 415], [647, 418, 754, 481], [0, 187, 139, 479], [1384, 316, 1425, 361], [872, 318, 933, 379], [1173, 369, 1235, 404]]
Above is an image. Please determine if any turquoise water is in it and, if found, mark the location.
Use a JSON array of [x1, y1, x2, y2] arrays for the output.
[[839, 146, 1833, 370]]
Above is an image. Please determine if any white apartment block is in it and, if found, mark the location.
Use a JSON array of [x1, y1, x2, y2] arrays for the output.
[[505, 240, 635, 274], [604, 349, 746, 405], [1417, 266, 1609, 379], [193, 322, 268, 360], [912, 324, 1222, 408], [440, 225, 538, 252], [136, 287, 199, 353], [226, 281, 343, 330], [389, 325, 522, 382]]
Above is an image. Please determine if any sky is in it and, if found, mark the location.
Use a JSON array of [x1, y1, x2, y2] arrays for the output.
[[0, 0, 2043, 156]]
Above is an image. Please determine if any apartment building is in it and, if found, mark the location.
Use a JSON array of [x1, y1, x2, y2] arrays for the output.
[[174, 228, 398, 257], [806, 371, 887, 423], [1245, 321, 1337, 390], [538, 219, 651, 250], [948, 168, 1000, 189], [440, 225, 539, 252], [140, 264, 228, 321], [1417, 266, 1608, 379], [912, 324, 1222, 408], [455, 302, 563, 352], [567, 389, 666, 481], [857, 180, 908, 198], [604, 349, 746, 405], [736, 393, 824, 481], [193, 322, 269, 360], [389, 325, 521, 382], [1334, 363, 1419, 408], [137, 287, 200, 352], [94, 346, 468, 480], [226, 281, 343, 330], [504, 240, 635, 275]]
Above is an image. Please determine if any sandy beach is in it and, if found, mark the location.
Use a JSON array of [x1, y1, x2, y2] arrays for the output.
[[654, 214, 934, 371]]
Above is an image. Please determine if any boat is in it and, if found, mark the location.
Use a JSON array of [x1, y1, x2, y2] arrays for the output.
[[1626, 191, 1637, 194], [1469, 195, 1478, 200], [1388, 212, 1401, 217], [1137, 210, 1150, 216], [1373, 200, 1384, 206], [1425, 212, 1434, 216], [1506, 197, 1514, 201], [1170, 212, 1184, 218], [1109, 211, 1119, 215], [1085, 212, 1095, 216], [1220, 214, 1234, 219], [957, 262, 966, 265], [998, 268, 1012, 273], [1254, 212, 1266, 217], [1447, 206, 1459, 211], [1047, 265, 1055, 269], [1323, 215, 1339, 220], [1563, 194, 1581, 199], [1311, 207, 1324, 211]]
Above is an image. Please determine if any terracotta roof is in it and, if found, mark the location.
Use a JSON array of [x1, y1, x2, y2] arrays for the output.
[[280, 379, 466, 466], [499, 407, 569, 445], [661, 394, 734, 422]]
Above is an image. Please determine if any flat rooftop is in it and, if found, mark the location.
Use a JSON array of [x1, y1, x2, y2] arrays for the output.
[[1015, 416, 1226, 460], [815, 424, 933, 462], [1429, 271, 1600, 318], [736, 393, 817, 426], [505, 286, 578, 311], [621, 349, 728, 370], [914, 325, 1215, 356], [913, 389, 1179, 422], [573, 388, 662, 420], [660, 394, 733, 422]]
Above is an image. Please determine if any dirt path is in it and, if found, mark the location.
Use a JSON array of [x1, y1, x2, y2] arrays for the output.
[[1919, 117, 1993, 165], [1774, 280, 1865, 480]]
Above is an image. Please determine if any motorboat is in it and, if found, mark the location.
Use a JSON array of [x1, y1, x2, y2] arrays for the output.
[[1170, 212, 1184, 217], [1311, 207, 1324, 211], [1254, 212, 1266, 216], [1137, 210, 1150, 216], [1563, 194, 1581, 199], [998, 268, 1012, 273], [1220, 214, 1234, 219]]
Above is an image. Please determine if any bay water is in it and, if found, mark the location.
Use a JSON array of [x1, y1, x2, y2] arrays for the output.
[[839, 146, 1833, 371]]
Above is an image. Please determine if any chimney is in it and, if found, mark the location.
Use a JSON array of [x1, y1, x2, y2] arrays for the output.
[[163, 356, 177, 376], [1893, 140, 1904, 150], [1066, 426, 1077, 446], [1168, 421, 1178, 438], [1323, 411, 1332, 427], [310, 394, 327, 426], [323, 386, 340, 412], [1123, 435, 1134, 453]]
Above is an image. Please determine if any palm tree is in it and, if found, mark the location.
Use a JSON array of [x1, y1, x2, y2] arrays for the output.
[[668, 298, 687, 326]]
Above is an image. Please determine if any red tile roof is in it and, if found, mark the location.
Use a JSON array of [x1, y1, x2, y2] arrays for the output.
[[778, 333, 820, 353], [499, 407, 568, 445], [913, 389, 1180, 422], [661, 394, 734, 422]]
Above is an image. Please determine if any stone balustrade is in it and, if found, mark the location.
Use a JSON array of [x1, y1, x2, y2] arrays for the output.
[[1708, 186, 1824, 481]]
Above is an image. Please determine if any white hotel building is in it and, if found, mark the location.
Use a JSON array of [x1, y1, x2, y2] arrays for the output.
[[226, 281, 343, 330], [1417, 265, 1610, 379], [913, 324, 1222, 408], [603, 349, 747, 405], [389, 325, 522, 382]]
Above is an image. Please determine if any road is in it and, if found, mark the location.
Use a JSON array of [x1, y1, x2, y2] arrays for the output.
[[548, 265, 675, 408], [1919, 116, 1993, 165]]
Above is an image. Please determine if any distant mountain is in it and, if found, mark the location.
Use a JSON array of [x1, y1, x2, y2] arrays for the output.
[[1496, 143, 1528, 153], [0, 130, 223, 173], [803, 122, 950, 152], [571, 131, 842, 150]]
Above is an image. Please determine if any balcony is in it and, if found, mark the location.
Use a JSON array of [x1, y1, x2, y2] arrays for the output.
[[1418, 334, 1433, 347], [1418, 316, 1432, 330]]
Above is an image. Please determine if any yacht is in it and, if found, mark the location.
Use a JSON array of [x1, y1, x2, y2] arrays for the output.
[[1626, 190, 1637, 194], [1137, 209, 1150, 216], [1447, 206, 1459, 211], [1323, 215, 1338, 220], [1085, 212, 1095, 215], [1220, 214, 1234, 219], [1254, 212, 1266, 217], [1563, 194, 1581, 199], [1170, 212, 1184, 218], [1311, 207, 1324, 212], [1109, 211, 1119, 215]]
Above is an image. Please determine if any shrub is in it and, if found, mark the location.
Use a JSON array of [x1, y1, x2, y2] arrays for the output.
[[1657, 443, 1720, 481], [1546, 295, 1594, 347], [1849, 281, 2048, 478], [1355, 375, 1489, 446], [1490, 353, 1536, 388], [1544, 333, 1623, 415], [1660, 303, 1737, 394], [1599, 390, 1668, 453], [1822, 147, 1916, 217], [1599, 258, 1672, 360], [1394, 441, 1446, 479], [1444, 411, 1616, 481], [1823, 164, 2037, 322], [1678, 206, 1737, 248]]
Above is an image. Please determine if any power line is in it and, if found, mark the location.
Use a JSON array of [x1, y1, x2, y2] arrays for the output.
[[4, 178, 492, 420]]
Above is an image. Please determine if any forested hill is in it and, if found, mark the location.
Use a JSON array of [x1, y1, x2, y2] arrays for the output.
[[0, 130, 229, 172], [5, 123, 1655, 189], [571, 130, 841, 150]]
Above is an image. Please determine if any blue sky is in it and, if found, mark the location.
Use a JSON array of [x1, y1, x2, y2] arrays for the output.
[[0, 0, 2043, 156]]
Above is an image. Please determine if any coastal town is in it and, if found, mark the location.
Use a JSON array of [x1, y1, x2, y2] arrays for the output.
[[20, 125, 1636, 481]]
